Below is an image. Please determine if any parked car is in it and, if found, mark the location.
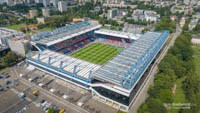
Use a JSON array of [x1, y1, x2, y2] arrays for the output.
[[0, 87, 4, 91], [0, 75, 3, 79], [18, 92, 26, 99], [40, 99, 46, 104]]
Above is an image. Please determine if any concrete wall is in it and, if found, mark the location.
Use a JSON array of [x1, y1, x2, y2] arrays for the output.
[[7, 39, 31, 56]]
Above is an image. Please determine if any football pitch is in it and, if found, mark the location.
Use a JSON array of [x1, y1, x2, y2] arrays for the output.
[[70, 43, 119, 65]]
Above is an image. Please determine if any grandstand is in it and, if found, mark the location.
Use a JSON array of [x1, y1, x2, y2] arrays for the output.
[[27, 21, 170, 112], [0, 27, 26, 47]]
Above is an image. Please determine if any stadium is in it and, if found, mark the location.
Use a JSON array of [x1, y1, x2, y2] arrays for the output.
[[27, 21, 169, 111]]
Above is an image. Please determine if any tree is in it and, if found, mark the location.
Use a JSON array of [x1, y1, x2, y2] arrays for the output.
[[142, 28, 150, 33], [183, 75, 200, 99], [155, 16, 176, 33], [158, 89, 173, 103], [158, 54, 186, 78], [0, 51, 17, 67], [1, 56, 10, 67], [138, 31, 195, 113], [138, 103, 148, 113], [48, 108, 55, 113], [193, 24, 200, 32], [182, 24, 189, 31], [138, 98, 167, 113], [154, 74, 175, 89], [170, 33, 193, 61]]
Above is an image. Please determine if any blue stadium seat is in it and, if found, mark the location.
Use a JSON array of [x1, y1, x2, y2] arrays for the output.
[[36, 44, 46, 51], [48, 45, 56, 51]]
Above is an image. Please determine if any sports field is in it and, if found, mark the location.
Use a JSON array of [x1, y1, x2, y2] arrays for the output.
[[70, 43, 119, 65]]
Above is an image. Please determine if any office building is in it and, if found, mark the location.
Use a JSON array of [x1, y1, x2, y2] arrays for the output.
[[35, 0, 42, 3], [58, 1, 67, 12], [29, 9, 38, 18], [43, 0, 50, 7], [107, 8, 119, 19], [52, 0, 58, 7], [42, 8, 50, 17], [6, 0, 14, 6]]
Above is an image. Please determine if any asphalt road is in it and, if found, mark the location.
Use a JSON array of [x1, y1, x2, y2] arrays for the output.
[[12, 67, 89, 113], [128, 25, 182, 113]]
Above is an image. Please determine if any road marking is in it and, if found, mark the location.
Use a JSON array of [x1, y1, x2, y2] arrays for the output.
[[13, 67, 89, 113]]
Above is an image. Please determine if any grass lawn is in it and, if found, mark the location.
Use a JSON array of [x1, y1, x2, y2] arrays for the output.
[[167, 33, 173, 44], [117, 110, 126, 113], [6, 24, 25, 30], [0, 66, 8, 73], [170, 47, 200, 113], [6, 24, 52, 34], [193, 47, 200, 76], [70, 43, 119, 65], [30, 27, 52, 34], [171, 77, 186, 113]]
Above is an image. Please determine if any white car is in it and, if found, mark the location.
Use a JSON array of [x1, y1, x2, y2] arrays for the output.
[[18, 92, 25, 99], [50, 88, 55, 93], [39, 83, 44, 87], [19, 74, 24, 77], [63, 95, 69, 99], [28, 78, 33, 82]]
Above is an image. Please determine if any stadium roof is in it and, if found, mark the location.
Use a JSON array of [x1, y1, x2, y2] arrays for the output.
[[31, 50, 101, 80], [0, 27, 25, 39], [92, 31, 169, 89], [0, 44, 8, 52], [31, 21, 102, 46], [94, 29, 140, 40]]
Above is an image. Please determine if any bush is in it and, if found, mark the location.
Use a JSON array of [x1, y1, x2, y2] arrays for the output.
[[155, 16, 176, 33]]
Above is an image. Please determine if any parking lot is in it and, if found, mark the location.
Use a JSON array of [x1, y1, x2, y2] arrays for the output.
[[15, 64, 89, 113], [0, 62, 120, 113], [0, 67, 83, 113], [0, 70, 37, 113], [18, 68, 84, 104]]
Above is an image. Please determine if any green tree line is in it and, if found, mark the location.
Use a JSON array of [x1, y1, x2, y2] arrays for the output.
[[138, 32, 198, 113], [155, 16, 176, 33], [0, 51, 19, 67]]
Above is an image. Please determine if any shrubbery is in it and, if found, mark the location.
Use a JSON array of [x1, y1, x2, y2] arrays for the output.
[[138, 32, 196, 113]]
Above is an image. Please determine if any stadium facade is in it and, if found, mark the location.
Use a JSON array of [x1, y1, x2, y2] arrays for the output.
[[27, 21, 169, 111]]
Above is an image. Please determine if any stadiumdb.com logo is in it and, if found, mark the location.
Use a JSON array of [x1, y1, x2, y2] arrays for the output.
[[164, 103, 196, 109]]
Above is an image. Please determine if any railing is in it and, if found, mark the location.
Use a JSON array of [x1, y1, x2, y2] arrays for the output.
[[27, 51, 92, 83], [30, 21, 90, 41], [120, 31, 170, 89]]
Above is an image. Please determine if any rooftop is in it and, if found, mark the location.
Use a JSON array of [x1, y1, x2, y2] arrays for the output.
[[94, 29, 140, 40], [92, 31, 169, 89], [31, 21, 101, 46], [0, 44, 9, 52], [0, 28, 25, 39], [30, 50, 101, 80]]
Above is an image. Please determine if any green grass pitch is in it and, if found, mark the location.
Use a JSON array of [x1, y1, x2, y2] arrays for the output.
[[70, 43, 119, 65]]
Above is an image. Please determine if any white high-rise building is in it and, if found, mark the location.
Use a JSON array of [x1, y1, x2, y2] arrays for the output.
[[43, 0, 50, 7], [58, 1, 67, 12], [107, 8, 119, 19], [0, 0, 6, 4], [6, 0, 14, 6], [35, 0, 43, 3], [184, 0, 198, 5], [29, 9, 38, 18], [23, 0, 34, 4], [52, 0, 58, 7], [184, 0, 190, 5], [42, 8, 50, 17], [190, 0, 198, 5]]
